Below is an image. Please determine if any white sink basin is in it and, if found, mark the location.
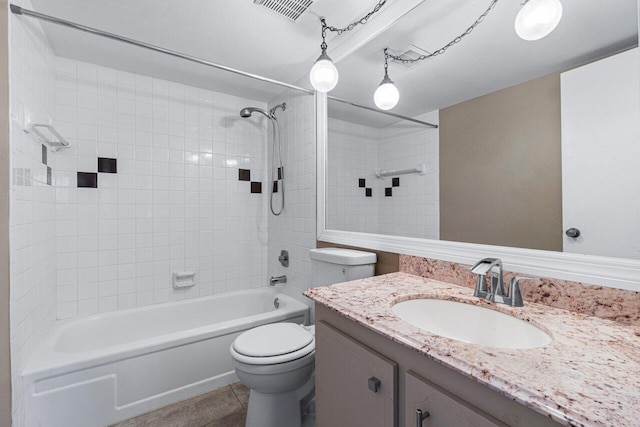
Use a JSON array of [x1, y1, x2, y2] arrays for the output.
[[392, 299, 552, 349]]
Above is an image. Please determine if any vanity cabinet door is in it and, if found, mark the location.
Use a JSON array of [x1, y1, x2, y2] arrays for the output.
[[315, 321, 398, 427], [405, 371, 507, 427]]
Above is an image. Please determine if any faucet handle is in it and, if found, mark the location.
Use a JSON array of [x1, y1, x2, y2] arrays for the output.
[[507, 276, 539, 307], [471, 258, 502, 300], [471, 258, 500, 275]]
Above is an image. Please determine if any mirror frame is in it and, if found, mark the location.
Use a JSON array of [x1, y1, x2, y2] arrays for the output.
[[315, 36, 640, 291]]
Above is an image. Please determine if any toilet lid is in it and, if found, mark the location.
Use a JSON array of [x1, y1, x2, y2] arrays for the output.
[[233, 323, 313, 357]]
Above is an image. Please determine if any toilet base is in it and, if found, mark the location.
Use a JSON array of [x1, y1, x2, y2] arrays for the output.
[[244, 374, 314, 427], [245, 389, 302, 427]]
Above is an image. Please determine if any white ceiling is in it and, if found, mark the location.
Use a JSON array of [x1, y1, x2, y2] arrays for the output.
[[28, 0, 639, 126], [29, 0, 381, 101]]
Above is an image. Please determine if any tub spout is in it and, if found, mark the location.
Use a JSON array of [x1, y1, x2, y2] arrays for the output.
[[270, 275, 287, 286]]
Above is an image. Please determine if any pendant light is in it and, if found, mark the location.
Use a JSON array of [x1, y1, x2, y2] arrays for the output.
[[310, 18, 339, 93], [515, 0, 563, 41], [374, 49, 400, 110], [309, 2, 388, 93]]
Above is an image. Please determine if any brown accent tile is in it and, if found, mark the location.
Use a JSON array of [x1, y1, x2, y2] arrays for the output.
[[77, 172, 97, 188], [238, 169, 250, 181], [272, 181, 278, 193], [250, 182, 262, 194], [98, 157, 118, 173], [277, 167, 283, 180], [392, 177, 400, 187], [365, 188, 372, 197], [385, 187, 392, 197], [358, 178, 366, 188], [41, 144, 47, 165], [46, 166, 51, 186]]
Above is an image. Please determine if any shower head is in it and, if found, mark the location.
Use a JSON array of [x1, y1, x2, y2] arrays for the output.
[[240, 107, 270, 119]]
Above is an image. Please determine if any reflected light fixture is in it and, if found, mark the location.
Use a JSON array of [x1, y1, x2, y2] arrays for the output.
[[515, 0, 563, 41], [309, 18, 339, 93], [377, 0, 499, 111], [310, 1, 388, 93], [374, 49, 400, 110]]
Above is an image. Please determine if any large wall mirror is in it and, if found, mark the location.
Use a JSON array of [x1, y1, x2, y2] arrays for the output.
[[317, 0, 640, 289]]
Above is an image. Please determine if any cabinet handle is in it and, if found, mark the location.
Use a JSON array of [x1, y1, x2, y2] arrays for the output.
[[416, 408, 430, 426], [368, 377, 381, 393]]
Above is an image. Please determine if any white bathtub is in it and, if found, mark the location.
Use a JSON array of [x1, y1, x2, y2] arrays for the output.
[[22, 288, 309, 427]]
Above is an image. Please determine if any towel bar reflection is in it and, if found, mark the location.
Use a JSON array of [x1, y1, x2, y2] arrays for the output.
[[375, 163, 426, 179], [24, 113, 70, 152]]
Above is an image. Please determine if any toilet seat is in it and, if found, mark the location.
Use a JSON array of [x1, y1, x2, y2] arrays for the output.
[[231, 323, 315, 365]]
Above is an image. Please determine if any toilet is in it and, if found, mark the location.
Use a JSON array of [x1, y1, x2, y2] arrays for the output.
[[230, 248, 376, 427]]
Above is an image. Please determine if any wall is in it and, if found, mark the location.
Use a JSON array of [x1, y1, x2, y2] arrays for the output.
[[0, 2, 11, 425], [439, 73, 562, 251], [52, 57, 269, 319], [327, 112, 439, 239], [267, 88, 316, 310], [8, 0, 58, 423]]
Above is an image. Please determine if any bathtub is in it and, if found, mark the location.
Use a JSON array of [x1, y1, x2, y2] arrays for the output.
[[22, 288, 309, 427]]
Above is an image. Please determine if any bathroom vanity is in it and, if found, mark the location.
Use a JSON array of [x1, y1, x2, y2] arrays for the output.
[[305, 273, 640, 427]]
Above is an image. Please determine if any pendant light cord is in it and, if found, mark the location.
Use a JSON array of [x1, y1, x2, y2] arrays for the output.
[[321, 0, 388, 36]]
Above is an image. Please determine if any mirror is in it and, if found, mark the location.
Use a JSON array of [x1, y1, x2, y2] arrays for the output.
[[324, 0, 640, 261]]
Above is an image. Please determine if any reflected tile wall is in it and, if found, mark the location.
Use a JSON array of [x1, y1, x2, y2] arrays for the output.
[[327, 111, 439, 239]]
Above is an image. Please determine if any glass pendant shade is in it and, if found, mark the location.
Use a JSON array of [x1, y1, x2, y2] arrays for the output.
[[310, 50, 339, 93], [515, 0, 563, 41], [374, 74, 400, 110]]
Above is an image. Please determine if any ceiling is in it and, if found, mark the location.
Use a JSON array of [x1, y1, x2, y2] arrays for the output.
[[28, 0, 381, 101], [28, 0, 639, 126]]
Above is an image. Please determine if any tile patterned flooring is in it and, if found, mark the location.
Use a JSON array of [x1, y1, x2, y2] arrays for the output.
[[111, 382, 249, 427]]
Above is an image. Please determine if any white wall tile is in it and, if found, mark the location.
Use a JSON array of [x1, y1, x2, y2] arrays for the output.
[[50, 58, 269, 320], [267, 89, 316, 313], [9, 1, 58, 422]]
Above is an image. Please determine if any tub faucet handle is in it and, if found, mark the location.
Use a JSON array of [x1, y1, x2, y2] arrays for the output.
[[278, 250, 289, 267]]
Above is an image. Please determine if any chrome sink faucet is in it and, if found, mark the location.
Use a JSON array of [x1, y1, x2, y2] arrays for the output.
[[471, 258, 503, 300], [471, 258, 530, 307]]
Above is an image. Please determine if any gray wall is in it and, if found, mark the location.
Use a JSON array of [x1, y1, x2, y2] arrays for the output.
[[0, 1, 12, 425], [439, 73, 563, 251]]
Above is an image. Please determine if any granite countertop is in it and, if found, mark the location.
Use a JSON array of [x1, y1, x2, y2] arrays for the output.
[[304, 272, 640, 427]]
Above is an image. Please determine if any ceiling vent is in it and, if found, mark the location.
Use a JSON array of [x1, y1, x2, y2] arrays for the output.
[[388, 45, 432, 70], [253, 0, 314, 22]]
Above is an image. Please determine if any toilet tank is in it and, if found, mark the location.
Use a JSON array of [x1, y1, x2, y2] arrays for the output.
[[309, 248, 377, 287]]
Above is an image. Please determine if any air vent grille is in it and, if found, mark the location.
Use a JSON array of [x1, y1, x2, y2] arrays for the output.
[[389, 45, 432, 69], [254, 0, 314, 21]]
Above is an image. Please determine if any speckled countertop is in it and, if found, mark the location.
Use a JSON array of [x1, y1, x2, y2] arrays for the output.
[[304, 272, 640, 427]]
